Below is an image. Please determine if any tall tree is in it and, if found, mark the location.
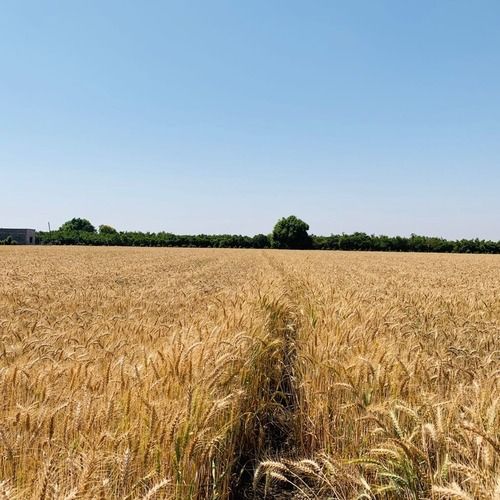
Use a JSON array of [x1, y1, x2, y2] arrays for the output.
[[271, 215, 312, 249], [99, 224, 118, 234], [60, 218, 96, 233]]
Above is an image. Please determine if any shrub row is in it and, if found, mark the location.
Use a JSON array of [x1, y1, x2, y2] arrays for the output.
[[36, 230, 500, 253]]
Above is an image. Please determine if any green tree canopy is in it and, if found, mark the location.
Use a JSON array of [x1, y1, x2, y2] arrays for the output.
[[271, 215, 312, 249], [99, 224, 118, 234], [60, 218, 96, 233], [252, 233, 270, 248]]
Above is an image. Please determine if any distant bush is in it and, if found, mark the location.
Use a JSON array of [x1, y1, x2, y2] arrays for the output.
[[0, 236, 15, 245]]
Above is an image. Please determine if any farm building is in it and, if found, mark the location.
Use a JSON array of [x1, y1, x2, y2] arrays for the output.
[[0, 228, 36, 244]]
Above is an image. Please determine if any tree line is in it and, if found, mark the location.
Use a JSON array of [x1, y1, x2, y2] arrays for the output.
[[33, 216, 500, 253]]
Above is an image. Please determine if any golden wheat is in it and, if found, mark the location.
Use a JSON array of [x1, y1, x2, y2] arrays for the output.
[[0, 247, 498, 499]]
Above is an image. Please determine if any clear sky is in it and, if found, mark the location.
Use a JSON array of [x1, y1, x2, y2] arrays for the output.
[[1, 1, 499, 239]]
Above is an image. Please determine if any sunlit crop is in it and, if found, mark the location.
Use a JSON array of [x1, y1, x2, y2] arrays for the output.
[[0, 247, 498, 499]]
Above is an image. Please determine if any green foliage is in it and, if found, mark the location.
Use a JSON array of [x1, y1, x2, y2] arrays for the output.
[[0, 236, 15, 245], [271, 215, 312, 249], [60, 218, 96, 233], [252, 234, 271, 249], [33, 215, 500, 253], [99, 224, 118, 234]]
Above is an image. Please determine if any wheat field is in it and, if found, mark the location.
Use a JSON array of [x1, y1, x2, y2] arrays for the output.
[[0, 247, 498, 499]]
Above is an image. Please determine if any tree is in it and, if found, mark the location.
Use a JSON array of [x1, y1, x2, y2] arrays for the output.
[[252, 233, 270, 248], [99, 224, 118, 234], [60, 218, 96, 233], [271, 215, 312, 249]]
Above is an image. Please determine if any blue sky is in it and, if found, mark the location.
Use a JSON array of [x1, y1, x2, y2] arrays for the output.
[[1, 1, 499, 239]]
